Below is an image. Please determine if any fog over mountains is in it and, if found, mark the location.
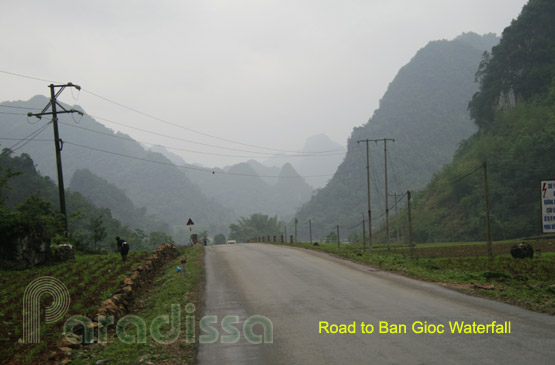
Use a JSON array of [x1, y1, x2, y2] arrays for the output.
[[295, 32, 500, 236], [1, 32, 502, 239], [0, 101, 319, 233]]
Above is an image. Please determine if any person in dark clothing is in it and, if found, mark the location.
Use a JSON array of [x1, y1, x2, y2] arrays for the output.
[[116, 236, 129, 261]]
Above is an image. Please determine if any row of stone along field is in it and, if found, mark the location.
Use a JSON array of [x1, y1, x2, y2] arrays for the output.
[[0, 251, 150, 364]]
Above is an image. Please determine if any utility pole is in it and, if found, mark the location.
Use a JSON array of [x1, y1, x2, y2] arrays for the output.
[[393, 192, 400, 244], [361, 213, 366, 253], [336, 225, 340, 248], [407, 191, 414, 257], [356, 139, 373, 253], [381, 138, 395, 252], [28, 83, 82, 235], [309, 219, 312, 244], [294, 218, 298, 243], [284, 226, 287, 243], [358, 138, 395, 251], [483, 162, 493, 258]]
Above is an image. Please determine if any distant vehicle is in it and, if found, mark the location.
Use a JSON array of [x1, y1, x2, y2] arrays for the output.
[[227, 240, 237, 244]]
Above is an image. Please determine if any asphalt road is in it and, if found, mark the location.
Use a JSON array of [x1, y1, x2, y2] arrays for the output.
[[197, 244, 555, 364]]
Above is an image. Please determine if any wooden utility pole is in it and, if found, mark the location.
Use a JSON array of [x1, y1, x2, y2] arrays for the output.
[[362, 213, 366, 252], [394, 192, 400, 243], [336, 225, 340, 248], [356, 139, 373, 253], [309, 218, 312, 244], [381, 138, 395, 252], [364, 138, 395, 251], [28, 83, 82, 235], [294, 218, 298, 243], [407, 191, 414, 257], [483, 162, 493, 258]]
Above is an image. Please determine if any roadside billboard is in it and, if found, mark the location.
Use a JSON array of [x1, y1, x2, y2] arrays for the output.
[[541, 180, 555, 233]]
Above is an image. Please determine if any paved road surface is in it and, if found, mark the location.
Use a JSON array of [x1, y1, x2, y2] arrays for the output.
[[197, 244, 555, 364]]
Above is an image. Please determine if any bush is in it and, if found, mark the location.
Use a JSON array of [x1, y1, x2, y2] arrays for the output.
[[214, 233, 226, 245]]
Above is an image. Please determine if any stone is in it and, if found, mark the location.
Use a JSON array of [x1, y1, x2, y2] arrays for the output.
[[50, 244, 75, 263], [510, 242, 534, 259], [0, 235, 50, 270]]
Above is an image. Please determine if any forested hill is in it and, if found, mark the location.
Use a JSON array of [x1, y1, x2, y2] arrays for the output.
[[0, 97, 235, 234], [295, 32, 499, 234], [0, 150, 162, 252], [408, 0, 555, 242]]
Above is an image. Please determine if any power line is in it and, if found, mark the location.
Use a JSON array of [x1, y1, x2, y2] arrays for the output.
[[8, 123, 51, 152], [3, 106, 346, 158], [0, 68, 346, 155], [82, 88, 346, 155], [0, 111, 28, 115], [84, 112, 344, 157], [489, 164, 553, 174], [63, 141, 334, 179], [425, 165, 482, 193], [0, 69, 61, 84], [0, 105, 42, 111], [58, 120, 346, 160]]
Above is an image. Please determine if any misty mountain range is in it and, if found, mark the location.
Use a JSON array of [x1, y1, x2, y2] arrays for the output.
[[295, 32, 500, 236], [0, 100, 322, 234], [1, 31, 500, 241]]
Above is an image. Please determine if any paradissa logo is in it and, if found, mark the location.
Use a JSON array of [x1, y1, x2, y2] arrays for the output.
[[23, 276, 71, 344], [23, 277, 273, 345]]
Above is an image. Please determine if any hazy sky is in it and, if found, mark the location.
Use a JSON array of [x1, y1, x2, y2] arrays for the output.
[[1, 0, 528, 168]]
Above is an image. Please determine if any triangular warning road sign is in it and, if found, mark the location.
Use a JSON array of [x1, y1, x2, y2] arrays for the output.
[[186, 218, 194, 225]]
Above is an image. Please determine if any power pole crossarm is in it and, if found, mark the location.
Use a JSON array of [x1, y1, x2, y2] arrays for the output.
[[27, 83, 82, 235]]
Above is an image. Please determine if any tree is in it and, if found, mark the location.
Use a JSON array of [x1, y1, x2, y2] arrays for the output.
[[88, 215, 106, 252], [148, 231, 175, 248], [214, 234, 226, 245], [229, 213, 282, 242]]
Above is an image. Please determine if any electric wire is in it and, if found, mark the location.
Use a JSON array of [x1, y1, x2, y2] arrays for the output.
[[85, 113, 345, 158], [63, 141, 335, 179], [58, 120, 346, 160], [81, 88, 345, 154], [8, 123, 51, 152], [0, 69, 346, 155]]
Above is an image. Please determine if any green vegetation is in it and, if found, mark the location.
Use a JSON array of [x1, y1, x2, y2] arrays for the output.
[[469, 0, 555, 127], [229, 213, 283, 242], [296, 32, 499, 234], [69, 245, 204, 364], [0, 149, 170, 253], [1, 251, 151, 363], [267, 241, 555, 314], [405, 0, 555, 242], [70, 168, 170, 235], [213, 233, 226, 245]]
